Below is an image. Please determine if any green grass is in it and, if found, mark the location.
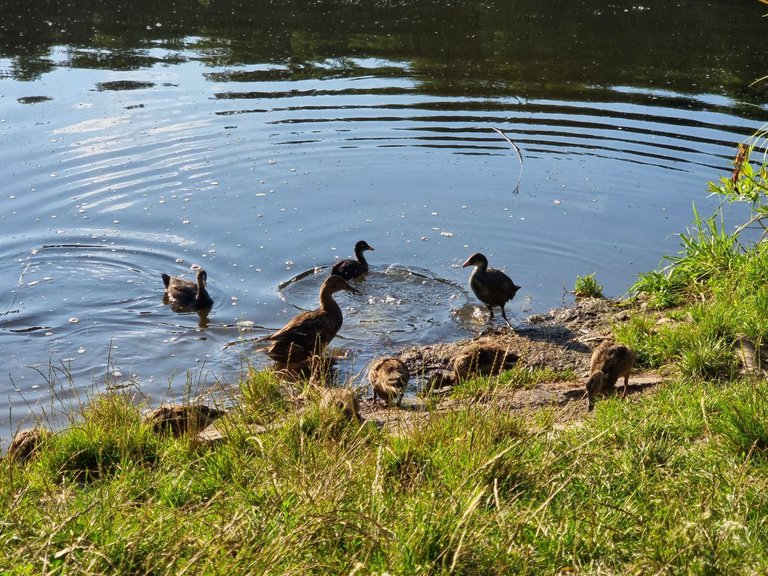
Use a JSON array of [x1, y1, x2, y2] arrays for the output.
[[450, 365, 575, 400], [5, 378, 768, 573], [573, 273, 604, 298]]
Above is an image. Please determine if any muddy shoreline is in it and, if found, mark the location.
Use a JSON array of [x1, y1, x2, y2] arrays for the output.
[[355, 297, 662, 433]]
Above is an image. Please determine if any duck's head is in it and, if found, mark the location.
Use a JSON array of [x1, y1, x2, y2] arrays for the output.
[[355, 240, 374, 253], [195, 268, 208, 285], [322, 274, 362, 295], [461, 252, 488, 269]]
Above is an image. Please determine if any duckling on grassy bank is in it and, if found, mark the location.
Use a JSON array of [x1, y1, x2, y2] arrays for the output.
[[585, 342, 636, 411], [369, 357, 410, 407]]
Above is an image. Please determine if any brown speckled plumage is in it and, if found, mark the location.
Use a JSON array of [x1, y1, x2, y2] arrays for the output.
[[585, 342, 636, 411], [369, 357, 410, 406], [258, 275, 360, 367]]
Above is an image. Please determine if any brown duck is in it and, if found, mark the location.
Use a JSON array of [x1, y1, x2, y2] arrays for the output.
[[462, 253, 520, 327], [161, 268, 213, 310], [332, 240, 374, 280], [453, 341, 519, 380], [369, 357, 410, 406], [257, 274, 360, 367], [143, 404, 225, 437], [585, 342, 636, 411], [320, 388, 362, 423]]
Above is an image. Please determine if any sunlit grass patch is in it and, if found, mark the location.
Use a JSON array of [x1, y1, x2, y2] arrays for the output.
[[573, 272, 604, 298], [451, 365, 575, 400]]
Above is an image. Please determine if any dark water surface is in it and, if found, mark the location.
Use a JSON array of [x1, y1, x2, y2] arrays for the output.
[[1, 0, 767, 438]]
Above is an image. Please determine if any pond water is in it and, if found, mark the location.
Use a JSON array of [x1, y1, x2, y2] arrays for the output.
[[1, 0, 767, 438]]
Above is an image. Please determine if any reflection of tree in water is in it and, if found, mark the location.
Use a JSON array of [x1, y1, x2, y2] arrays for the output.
[[0, 0, 766, 106]]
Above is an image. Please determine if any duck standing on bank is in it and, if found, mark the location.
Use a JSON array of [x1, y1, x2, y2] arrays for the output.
[[332, 240, 374, 280], [585, 342, 636, 411], [369, 357, 410, 407], [256, 275, 360, 368], [161, 268, 214, 310], [462, 252, 520, 328]]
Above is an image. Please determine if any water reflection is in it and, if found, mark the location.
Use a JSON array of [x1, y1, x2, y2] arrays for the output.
[[1, 0, 766, 108]]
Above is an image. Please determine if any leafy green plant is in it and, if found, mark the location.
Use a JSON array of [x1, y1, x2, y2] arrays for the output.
[[708, 131, 768, 241], [632, 269, 686, 309], [573, 272, 603, 298], [678, 334, 738, 382]]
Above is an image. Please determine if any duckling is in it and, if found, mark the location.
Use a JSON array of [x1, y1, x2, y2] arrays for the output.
[[462, 253, 520, 327], [257, 275, 360, 367], [369, 357, 410, 406], [161, 268, 213, 310], [426, 368, 458, 391], [6, 427, 50, 464], [143, 404, 225, 437], [453, 341, 519, 380], [319, 388, 362, 423], [332, 240, 374, 280], [585, 342, 636, 411]]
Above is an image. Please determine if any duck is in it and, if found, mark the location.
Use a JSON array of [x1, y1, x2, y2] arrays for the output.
[[369, 357, 410, 406], [7, 427, 50, 464], [320, 388, 362, 423], [585, 342, 636, 411], [331, 240, 374, 280], [453, 341, 519, 380], [462, 252, 520, 327], [161, 268, 213, 310], [143, 403, 226, 437], [257, 274, 360, 367]]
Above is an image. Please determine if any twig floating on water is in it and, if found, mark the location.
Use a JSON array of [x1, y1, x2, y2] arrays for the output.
[[490, 125, 524, 194]]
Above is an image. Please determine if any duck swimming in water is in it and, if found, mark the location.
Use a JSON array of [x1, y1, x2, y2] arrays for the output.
[[161, 268, 213, 310], [257, 275, 360, 367], [332, 240, 374, 280], [462, 252, 520, 328]]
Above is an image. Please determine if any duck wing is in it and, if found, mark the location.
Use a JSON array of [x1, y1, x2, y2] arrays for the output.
[[471, 268, 520, 305], [261, 309, 342, 363], [163, 275, 197, 303], [332, 259, 367, 280]]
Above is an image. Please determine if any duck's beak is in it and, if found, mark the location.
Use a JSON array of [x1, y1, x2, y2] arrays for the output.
[[461, 258, 472, 268], [346, 285, 362, 295]]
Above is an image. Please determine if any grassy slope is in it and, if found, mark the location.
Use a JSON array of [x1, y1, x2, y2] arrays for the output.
[[3, 376, 768, 574]]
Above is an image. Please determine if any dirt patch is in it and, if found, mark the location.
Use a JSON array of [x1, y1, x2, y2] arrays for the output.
[[357, 297, 662, 433]]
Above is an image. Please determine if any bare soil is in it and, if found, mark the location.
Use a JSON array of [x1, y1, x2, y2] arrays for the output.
[[357, 297, 663, 434]]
